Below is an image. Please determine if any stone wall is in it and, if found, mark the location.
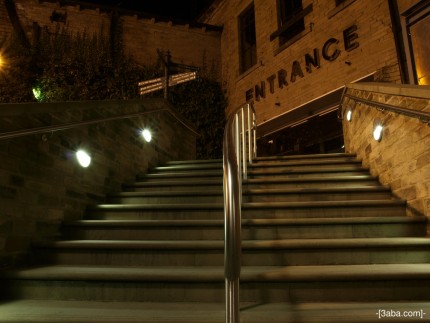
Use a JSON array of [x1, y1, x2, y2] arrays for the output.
[[342, 82, 430, 220], [204, 0, 402, 120], [0, 99, 197, 266], [0, 0, 221, 78]]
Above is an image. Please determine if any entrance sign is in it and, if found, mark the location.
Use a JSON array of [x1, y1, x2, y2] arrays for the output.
[[246, 25, 360, 102], [139, 49, 199, 97], [139, 71, 197, 95]]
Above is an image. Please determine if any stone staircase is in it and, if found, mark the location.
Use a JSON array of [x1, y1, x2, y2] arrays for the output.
[[1, 153, 430, 322]]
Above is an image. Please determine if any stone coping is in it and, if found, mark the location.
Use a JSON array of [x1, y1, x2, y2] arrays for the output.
[[347, 82, 430, 100]]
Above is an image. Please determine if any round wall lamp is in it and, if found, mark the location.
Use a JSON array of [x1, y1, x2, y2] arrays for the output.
[[346, 109, 353, 122], [76, 149, 91, 168], [141, 129, 152, 143], [373, 120, 384, 142]]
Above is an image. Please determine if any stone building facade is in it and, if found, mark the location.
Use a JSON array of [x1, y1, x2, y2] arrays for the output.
[[0, 0, 222, 78], [201, 0, 428, 154]]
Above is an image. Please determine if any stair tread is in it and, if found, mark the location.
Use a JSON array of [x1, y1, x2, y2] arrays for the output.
[[1, 300, 428, 323], [248, 166, 368, 173], [64, 215, 426, 227], [254, 153, 356, 160], [166, 159, 223, 165], [139, 167, 367, 179], [111, 186, 391, 197], [125, 174, 378, 188], [4, 263, 430, 282], [125, 179, 222, 187], [245, 174, 378, 183], [91, 199, 405, 210], [34, 237, 430, 250]]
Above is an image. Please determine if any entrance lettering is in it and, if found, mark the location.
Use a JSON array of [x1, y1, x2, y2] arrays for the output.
[[247, 25, 359, 102]]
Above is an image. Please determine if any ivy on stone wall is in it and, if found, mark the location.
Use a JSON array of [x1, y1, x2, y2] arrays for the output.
[[0, 24, 226, 159], [169, 78, 226, 159]]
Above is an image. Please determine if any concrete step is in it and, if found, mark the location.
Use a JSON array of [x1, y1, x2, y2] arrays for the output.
[[244, 175, 381, 189], [86, 199, 406, 220], [3, 264, 430, 302], [250, 157, 362, 168], [248, 166, 369, 178], [124, 175, 380, 192], [254, 152, 356, 162], [123, 179, 223, 192], [0, 300, 429, 323], [242, 199, 406, 219], [165, 159, 223, 166], [31, 237, 430, 267], [152, 163, 223, 173], [137, 168, 369, 182], [61, 216, 427, 240], [108, 186, 394, 204], [154, 158, 361, 173], [137, 170, 222, 182]]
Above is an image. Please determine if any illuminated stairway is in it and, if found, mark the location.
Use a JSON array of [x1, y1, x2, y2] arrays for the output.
[[1, 153, 430, 322]]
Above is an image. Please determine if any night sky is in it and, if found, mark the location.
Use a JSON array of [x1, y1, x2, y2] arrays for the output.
[[86, 0, 215, 21]]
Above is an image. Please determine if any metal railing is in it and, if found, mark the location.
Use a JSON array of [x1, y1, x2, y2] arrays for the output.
[[223, 102, 256, 323], [340, 91, 430, 125], [0, 100, 198, 141]]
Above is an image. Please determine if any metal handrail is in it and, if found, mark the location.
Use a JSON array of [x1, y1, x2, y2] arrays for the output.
[[340, 92, 430, 124], [223, 102, 256, 323], [0, 100, 199, 141]]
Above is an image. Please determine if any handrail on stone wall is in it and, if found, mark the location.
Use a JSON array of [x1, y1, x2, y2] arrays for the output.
[[0, 99, 198, 141], [223, 102, 256, 323], [340, 87, 430, 125]]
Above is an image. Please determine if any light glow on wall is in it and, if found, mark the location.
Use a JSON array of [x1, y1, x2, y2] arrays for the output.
[[373, 124, 383, 141], [141, 129, 152, 142], [76, 150, 91, 168]]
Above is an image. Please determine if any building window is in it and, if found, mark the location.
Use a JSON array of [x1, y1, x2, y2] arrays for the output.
[[402, 0, 430, 85], [278, 0, 304, 45], [328, 0, 357, 18], [239, 4, 257, 74], [270, 1, 313, 48]]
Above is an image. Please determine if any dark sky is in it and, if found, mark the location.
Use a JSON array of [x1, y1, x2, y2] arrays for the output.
[[86, 0, 215, 21]]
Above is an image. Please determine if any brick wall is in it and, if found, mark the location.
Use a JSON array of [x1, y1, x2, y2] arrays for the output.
[[342, 82, 430, 220], [205, 0, 402, 120], [1, 0, 221, 78], [0, 99, 197, 266]]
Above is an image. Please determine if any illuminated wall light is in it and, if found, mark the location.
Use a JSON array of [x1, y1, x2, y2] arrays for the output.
[[76, 149, 91, 168], [346, 110, 352, 121], [373, 124, 384, 142], [141, 129, 152, 142]]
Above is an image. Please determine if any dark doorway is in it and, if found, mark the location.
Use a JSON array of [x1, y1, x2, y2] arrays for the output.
[[257, 109, 344, 156]]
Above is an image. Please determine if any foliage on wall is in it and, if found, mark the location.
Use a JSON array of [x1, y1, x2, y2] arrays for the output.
[[0, 18, 226, 159], [170, 78, 226, 159]]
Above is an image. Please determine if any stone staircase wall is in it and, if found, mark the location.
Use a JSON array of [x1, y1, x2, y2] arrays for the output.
[[0, 99, 197, 267], [342, 82, 430, 221]]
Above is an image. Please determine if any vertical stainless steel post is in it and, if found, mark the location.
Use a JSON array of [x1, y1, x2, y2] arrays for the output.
[[247, 104, 252, 164], [253, 112, 257, 158], [225, 278, 240, 323], [235, 114, 240, 174], [241, 108, 246, 179], [223, 103, 256, 323]]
